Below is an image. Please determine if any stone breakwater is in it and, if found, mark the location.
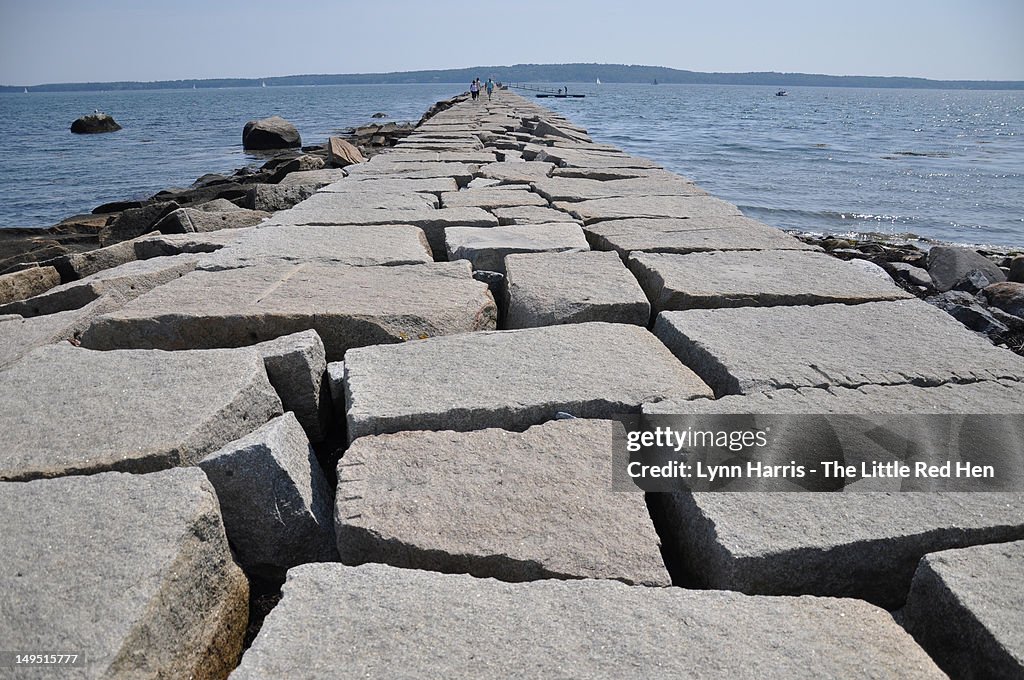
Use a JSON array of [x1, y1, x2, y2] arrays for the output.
[[0, 90, 1022, 679]]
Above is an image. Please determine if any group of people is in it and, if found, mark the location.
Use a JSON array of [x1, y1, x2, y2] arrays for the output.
[[470, 77, 495, 101]]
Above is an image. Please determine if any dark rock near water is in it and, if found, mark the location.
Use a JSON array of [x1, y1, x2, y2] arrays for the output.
[[926, 290, 1010, 336], [1010, 256, 1024, 283], [884, 261, 934, 290], [243, 116, 301, 150], [93, 199, 147, 214], [984, 282, 1024, 319], [70, 113, 121, 134], [152, 182, 248, 207], [927, 245, 1006, 293], [952, 268, 1000, 294], [99, 201, 180, 246], [271, 154, 325, 182]]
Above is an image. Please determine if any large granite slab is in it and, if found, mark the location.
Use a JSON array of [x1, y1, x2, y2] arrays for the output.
[[232, 562, 944, 679], [0, 265, 59, 305], [289, 189, 438, 211], [552, 166, 684, 181], [277, 168, 347, 186], [653, 300, 1024, 396], [628, 250, 912, 312], [344, 321, 712, 440], [0, 344, 282, 481], [440, 187, 549, 209], [584, 216, 817, 255], [445, 223, 590, 273], [253, 330, 332, 442], [649, 491, 1024, 608], [320, 176, 459, 196], [478, 160, 556, 184], [200, 413, 336, 576], [532, 176, 706, 202], [132, 229, 249, 259], [0, 254, 199, 317], [903, 540, 1024, 679], [556, 195, 743, 224], [0, 469, 248, 679], [344, 161, 476, 185], [197, 224, 432, 269], [262, 207, 497, 258], [643, 379, 1024, 416], [336, 420, 668, 585], [537, 147, 663, 169], [81, 261, 496, 361], [505, 250, 650, 328], [0, 292, 129, 369], [491, 204, 579, 225], [378, 150, 496, 164]]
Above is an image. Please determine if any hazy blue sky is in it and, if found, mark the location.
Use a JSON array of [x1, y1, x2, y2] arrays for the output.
[[1, 0, 1022, 85]]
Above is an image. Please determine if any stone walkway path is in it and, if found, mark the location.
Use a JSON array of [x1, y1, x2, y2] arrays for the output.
[[1, 90, 1021, 678]]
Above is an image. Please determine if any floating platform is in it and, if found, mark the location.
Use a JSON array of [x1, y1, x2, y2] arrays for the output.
[[536, 94, 585, 99]]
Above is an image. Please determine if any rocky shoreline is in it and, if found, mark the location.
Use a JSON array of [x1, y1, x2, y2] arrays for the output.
[[789, 231, 1024, 354], [0, 116, 419, 276]]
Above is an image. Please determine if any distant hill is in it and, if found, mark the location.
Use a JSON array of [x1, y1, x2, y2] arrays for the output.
[[4, 63, 1022, 92]]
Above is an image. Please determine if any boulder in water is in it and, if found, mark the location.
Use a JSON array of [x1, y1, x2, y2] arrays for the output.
[[242, 116, 301, 150], [70, 113, 122, 134]]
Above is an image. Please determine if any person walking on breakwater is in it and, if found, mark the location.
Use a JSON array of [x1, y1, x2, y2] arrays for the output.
[[485, 78, 494, 100], [470, 79, 480, 100]]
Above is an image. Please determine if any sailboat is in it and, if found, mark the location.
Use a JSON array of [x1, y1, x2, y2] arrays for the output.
[[261, 81, 266, 88], [23, 88, 28, 93], [596, 77, 601, 85]]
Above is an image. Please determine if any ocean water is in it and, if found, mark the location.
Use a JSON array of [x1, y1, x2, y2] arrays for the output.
[[0, 82, 1022, 247], [541, 84, 1024, 247]]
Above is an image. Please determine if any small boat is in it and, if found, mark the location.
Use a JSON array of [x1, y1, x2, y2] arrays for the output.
[[653, 78, 659, 85], [776, 90, 789, 96], [261, 81, 266, 88], [596, 77, 601, 85], [23, 88, 28, 93]]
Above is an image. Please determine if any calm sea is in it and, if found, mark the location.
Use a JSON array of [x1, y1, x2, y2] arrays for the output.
[[1, 83, 1022, 247]]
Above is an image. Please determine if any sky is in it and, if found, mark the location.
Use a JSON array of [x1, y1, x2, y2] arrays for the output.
[[1, 0, 1022, 85]]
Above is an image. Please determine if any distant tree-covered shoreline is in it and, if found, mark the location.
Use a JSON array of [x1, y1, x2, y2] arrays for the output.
[[4, 63, 1022, 92]]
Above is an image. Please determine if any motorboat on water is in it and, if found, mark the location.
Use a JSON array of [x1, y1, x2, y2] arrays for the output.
[[776, 90, 789, 96]]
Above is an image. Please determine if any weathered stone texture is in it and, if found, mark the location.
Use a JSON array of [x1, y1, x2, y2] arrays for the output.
[[649, 491, 1024, 608], [344, 321, 711, 440], [81, 261, 497, 361], [628, 250, 912, 312], [504, 250, 650, 328], [200, 413, 336, 575], [0, 344, 282, 480], [903, 540, 1024, 680], [0, 468, 248, 679], [337, 420, 668, 585], [446, 223, 590, 273], [232, 563, 944, 679], [653, 300, 1024, 396]]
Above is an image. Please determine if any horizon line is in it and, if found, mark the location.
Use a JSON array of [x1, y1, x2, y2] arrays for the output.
[[4, 62, 1023, 89]]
